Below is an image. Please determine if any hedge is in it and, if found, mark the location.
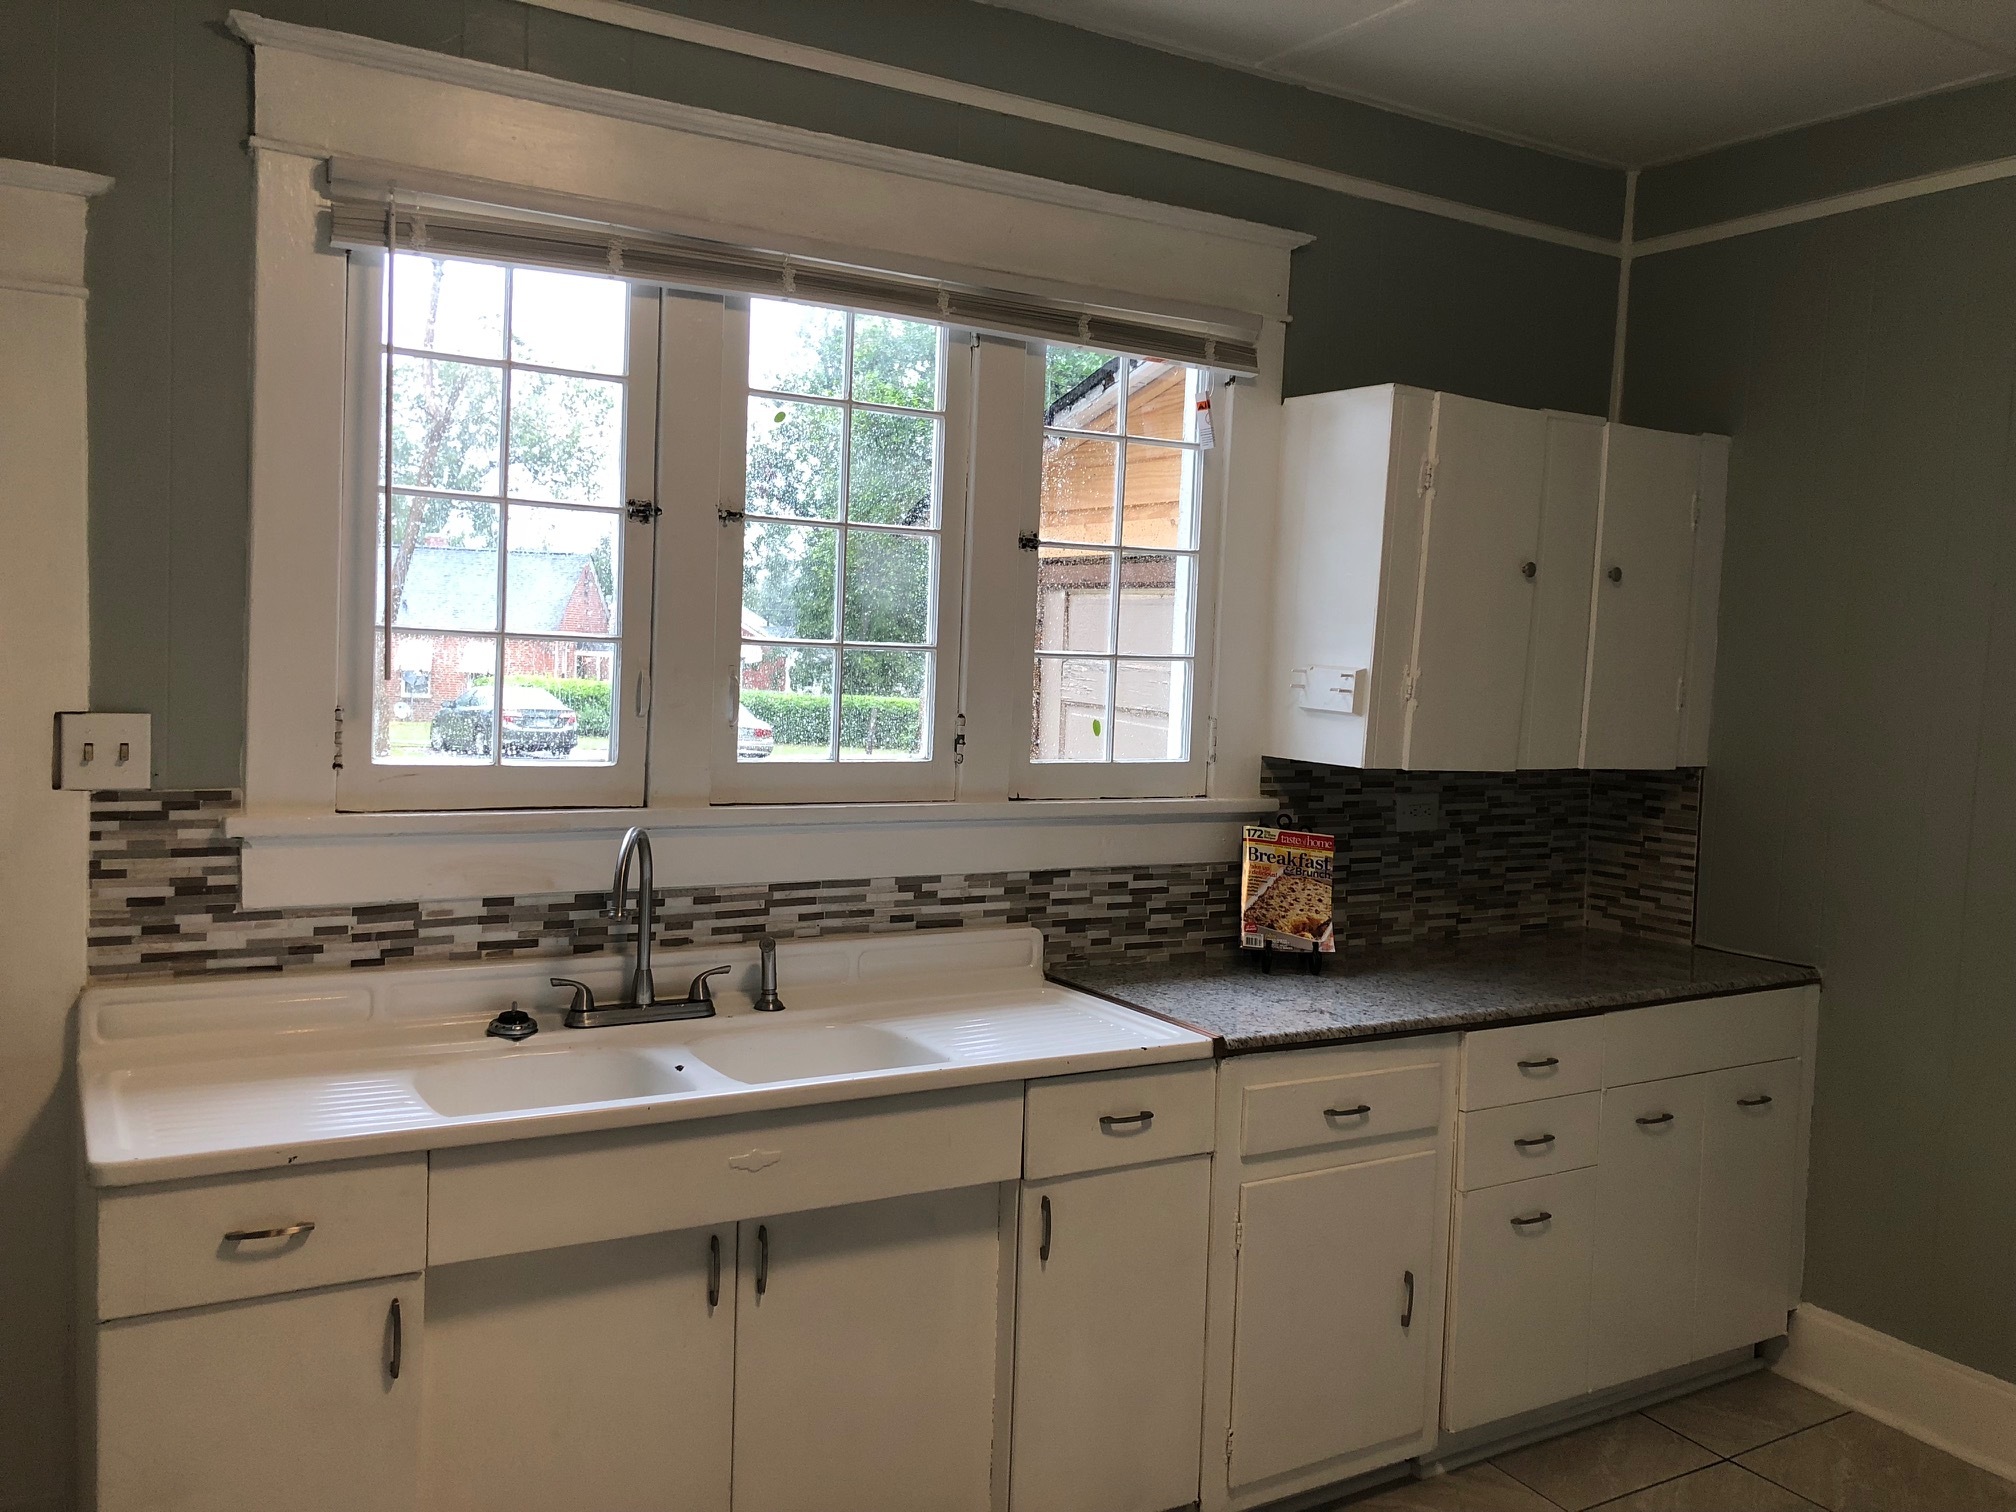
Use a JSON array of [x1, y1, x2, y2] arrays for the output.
[[741, 690, 923, 751], [515, 676, 612, 737]]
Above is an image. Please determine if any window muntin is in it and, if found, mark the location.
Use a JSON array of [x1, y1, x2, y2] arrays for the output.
[[1033, 347, 1206, 764], [369, 254, 633, 773], [737, 300, 949, 765]]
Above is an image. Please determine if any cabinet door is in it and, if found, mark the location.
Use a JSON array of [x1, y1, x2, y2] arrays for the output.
[[1696, 1059, 1803, 1358], [97, 1277, 420, 1512], [1444, 1168, 1594, 1432], [1590, 1075, 1704, 1390], [1406, 394, 1548, 770], [1519, 413, 1604, 769], [1227, 1150, 1439, 1489], [733, 1186, 1001, 1512], [1010, 1158, 1210, 1512], [1583, 425, 1700, 769], [419, 1228, 734, 1512]]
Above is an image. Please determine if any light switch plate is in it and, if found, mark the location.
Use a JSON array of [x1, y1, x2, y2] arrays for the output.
[[55, 712, 152, 791]]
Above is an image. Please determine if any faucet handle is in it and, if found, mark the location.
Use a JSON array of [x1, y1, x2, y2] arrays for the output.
[[550, 978, 596, 1024], [686, 965, 731, 1005]]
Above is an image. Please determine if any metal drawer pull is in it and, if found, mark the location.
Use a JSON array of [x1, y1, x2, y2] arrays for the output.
[[755, 1224, 769, 1297], [223, 1221, 315, 1243], [387, 1297, 403, 1381], [707, 1233, 721, 1309], [1636, 1112, 1676, 1126], [1324, 1104, 1373, 1119], [1510, 1211, 1553, 1228], [1513, 1133, 1556, 1148], [1401, 1269, 1415, 1329], [1099, 1111, 1154, 1128], [1737, 1094, 1775, 1108], [1039, 1195, 1052, 1264], [1517, 1056, 1560, 1070]]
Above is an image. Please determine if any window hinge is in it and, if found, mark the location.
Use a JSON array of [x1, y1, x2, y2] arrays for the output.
[[1401, 667, 1420, 705], [332, 705, 345, 772], [1233, 1218, 1243, 1256], [626, 498, 662, 524], [1207, 715, 1219, 765], [953, 711, 967, 765], [1017, 531, 1040, 551], [1419, 456, 1436, 493], [1226, 1428, 1236, 1465], [717, 507, 746, 526]]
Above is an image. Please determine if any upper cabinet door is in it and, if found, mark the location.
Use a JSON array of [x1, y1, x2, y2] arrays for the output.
[[1406, 394, 1548, 771], [1519, 415, 1605, 769], [1584, 426, 1701, 769]]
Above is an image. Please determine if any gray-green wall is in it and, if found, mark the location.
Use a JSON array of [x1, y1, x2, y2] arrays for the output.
[[1627, 103, 2016, 1382], [1, 0, 1624, 788]]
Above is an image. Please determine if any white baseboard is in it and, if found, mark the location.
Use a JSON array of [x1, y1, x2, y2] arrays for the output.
[[1778, 1304, 2016, 1483]]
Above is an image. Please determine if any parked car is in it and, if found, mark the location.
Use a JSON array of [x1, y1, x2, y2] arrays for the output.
[[431, 684, 579, 757], [738, 703, 775, 759]]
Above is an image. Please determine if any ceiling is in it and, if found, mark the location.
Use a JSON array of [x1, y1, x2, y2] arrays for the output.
[[975, 0, 2016, 166]]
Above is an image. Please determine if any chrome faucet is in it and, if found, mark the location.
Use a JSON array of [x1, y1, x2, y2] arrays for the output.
[[546, 826, 726, 1028], [754, 934, 788, 1012]]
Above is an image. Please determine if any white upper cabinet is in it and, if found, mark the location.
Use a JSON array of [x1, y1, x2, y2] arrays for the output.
[[1269, 384, 1726, 772]]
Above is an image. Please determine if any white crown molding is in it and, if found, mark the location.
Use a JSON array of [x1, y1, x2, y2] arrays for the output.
[[226, 10, 1308, 255], [516, 0, 1623, 257], [0, 159, 114, 198], [1778, 1304, 2016, 1484]]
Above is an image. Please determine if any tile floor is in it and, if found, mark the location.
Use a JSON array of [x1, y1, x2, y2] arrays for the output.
[[1334, 1370, 2016, 1511]]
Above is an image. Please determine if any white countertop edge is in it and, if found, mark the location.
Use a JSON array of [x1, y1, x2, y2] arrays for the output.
[[83, 1036, 1216, 1187]]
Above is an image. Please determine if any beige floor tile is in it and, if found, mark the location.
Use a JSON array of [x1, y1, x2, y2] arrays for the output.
[[1591, 1461, 1824, 1510], [1493, 1413, 1717, 1512], [1738, 1412, 2016, 1512], [1343, 1462, 1562, 1511], [1644, 1371, 1847, 1457]]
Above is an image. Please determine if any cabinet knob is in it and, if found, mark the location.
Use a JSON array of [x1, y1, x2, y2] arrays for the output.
[[1039, 1194, 1052, 1264], [1513, 1133, 1555, 1148], [1324, 1103, 1373, 1120], [1636, 1112, 1676, 1126], [1510, 1211, 1553, 1229], [387, 1297, 403, 1382], [1516, 1056, 1559, 1071], [1401, 1269, 1415, 1329], [1737, 1094, 1775, 1108], [1098, 1110, 1154, 1129], [1607, 565, 1624, 583], [1521, 560, 1537, 580], [223, 1221, 315, 1244]]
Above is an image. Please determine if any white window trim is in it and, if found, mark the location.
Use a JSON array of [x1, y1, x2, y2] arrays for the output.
[[240, 27, 1293, 903]]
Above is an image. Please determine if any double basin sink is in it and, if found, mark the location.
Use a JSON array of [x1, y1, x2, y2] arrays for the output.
[[410, 1021, 947, 1119]]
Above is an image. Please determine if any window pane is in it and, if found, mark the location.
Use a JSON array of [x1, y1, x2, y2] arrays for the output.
[[1036, 547, 1113, 654], [1040, 432, 1118, 545], [851, 316, 940, 409], [508, 370, 623, 507], [1122, 358, 1196, 441], [506, 505, 616, 636], [391, 355, 501, 494], [746, 398, 842, 521], [849, 410, 938, 526], [500, 642, 613, 765], [743, 522, 836, 641], [1032, 657, 1111, 762], [841, 649, 929, 761], [742, 645, 834, 761], [842, 529, 932, 646], [377, 631, 497, 764], [381, 495, 499, 631], [510, 268, 627, 374], [1115, 659, 1189, 762], [1115, 553, 1194, 657], [750, 300, 845, 398], [390, 254, 504, 360], [1120, 442, 1196, 550], [1044, 345, 1118, 430]]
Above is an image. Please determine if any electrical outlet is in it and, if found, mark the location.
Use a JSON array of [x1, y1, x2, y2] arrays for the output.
[[1395, 793, 1440, 833]]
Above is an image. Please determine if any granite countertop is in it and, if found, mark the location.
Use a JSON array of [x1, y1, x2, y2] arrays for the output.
[[1053, 930, 1820, 1054]]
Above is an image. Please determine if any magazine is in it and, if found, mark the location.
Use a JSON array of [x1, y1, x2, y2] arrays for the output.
[[1240, 825, 1336, 953]]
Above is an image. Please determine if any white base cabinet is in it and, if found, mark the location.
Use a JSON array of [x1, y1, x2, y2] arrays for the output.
[[1696, 1058, 1805, 1359], [95, 1277, 421, 1512]]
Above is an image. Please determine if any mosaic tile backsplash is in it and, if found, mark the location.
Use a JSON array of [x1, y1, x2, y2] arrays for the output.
[[87, 767, 1700, 981]]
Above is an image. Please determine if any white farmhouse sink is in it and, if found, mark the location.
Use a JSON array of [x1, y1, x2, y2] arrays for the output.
[[690, 1023, 947, 1085], [414, 1046, 702, 1117]]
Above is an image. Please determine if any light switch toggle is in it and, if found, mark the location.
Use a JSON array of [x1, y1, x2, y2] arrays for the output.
[[55, 712, 152, 791], [1293, 665, 1367, 716]]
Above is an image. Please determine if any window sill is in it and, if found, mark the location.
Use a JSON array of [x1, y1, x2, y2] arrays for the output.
[[229, 796, 1272, 909]]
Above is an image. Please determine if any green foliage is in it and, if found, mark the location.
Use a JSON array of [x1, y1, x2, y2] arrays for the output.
[[1044, 345, 1114, 409], [514, 676, 611, 736], [740, 690, 923, 752]]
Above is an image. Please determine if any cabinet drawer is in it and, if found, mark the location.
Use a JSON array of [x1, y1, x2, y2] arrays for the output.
[[1602, 988, 1807, 1087], [1241, 1061, 1443, 1159], [95, 1154, 427, 1321], [1458, 1092, 1600, 1191], [1461, 1017, 1603, 1110], [1024, 1062, 1215, 1180]]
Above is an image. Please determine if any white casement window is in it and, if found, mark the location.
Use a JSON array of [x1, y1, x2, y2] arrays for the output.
[[337, 251, 661, 810], [712, 298, 972, 802]]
